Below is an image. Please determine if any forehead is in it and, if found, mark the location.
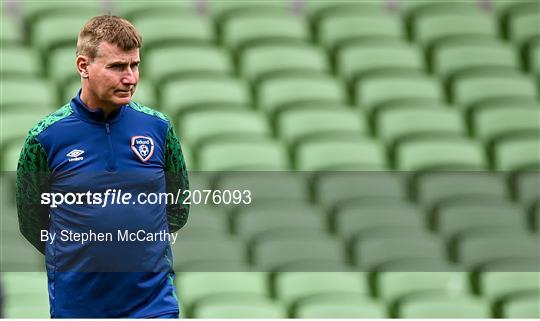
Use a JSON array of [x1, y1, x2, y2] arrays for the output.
[[95, 41, 140, 62]]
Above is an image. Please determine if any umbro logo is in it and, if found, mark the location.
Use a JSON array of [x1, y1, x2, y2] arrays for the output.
[[67, 149, 84, 162]]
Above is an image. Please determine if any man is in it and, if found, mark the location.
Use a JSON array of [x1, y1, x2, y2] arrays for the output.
[[16, 15, 189, 318]]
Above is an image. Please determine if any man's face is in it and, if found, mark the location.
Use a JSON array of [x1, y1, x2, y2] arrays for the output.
[[83, 41, 140, 109]]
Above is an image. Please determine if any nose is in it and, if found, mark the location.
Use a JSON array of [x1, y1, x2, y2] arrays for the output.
[[122, 68, 137, 86]]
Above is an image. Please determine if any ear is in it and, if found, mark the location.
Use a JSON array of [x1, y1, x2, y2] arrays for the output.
[[76, 55, 90, 78]]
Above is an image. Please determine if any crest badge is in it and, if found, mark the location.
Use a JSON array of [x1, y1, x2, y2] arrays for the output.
[[130, 136, 154, 162]]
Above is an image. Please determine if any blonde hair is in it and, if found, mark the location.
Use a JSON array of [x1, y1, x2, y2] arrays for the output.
[[77, 15, 142, 58]]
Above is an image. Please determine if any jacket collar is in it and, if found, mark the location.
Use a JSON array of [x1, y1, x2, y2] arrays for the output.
[[70, 89, 126, 123]]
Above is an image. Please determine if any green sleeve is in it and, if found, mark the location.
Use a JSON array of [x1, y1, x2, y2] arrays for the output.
[[164, 124, 189, 233], [15, 135, 50, 255]]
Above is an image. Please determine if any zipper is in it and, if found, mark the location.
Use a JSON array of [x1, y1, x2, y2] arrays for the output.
[[105, 123, 116, 171]]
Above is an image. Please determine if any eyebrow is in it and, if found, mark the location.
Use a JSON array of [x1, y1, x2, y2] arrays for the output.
[[107, 60, 140, 66]]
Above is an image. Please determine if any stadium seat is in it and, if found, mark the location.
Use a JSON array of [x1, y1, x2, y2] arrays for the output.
[[514, 171, 540, 206], [144, 46, 232, 85], [47, 46, 78, 86], [211, 1, 291, 26], [1, 78, 57, 110], [415, 172, 508, 209], [2, 141, 24, 171], [377, 106, 466, 144], [395, 137, 486, 171], [198, 140, 289, 171], [353, 229, 447, 270], [0, 46, 40, 77], [398, 294, 490, 318], [275, 272, 368, 306], [319, 15, 403, 51], [473, 105, 540, 143], [32, 14, 97, 54], [180, 110, 270, 148], [177, 272, 268, 309], [222, 14, 308, 53], [193, 298, 287, 318], [433, 41, 519, 81], [295, 295, 387, 318], [277, 108, 367, 145], [315, 172, 406, 209], [114, 1, 193, 21], [20, 1, 101, 27], [305, 0, 388, 23], [171, 237, 245, 271], [257, 75, 345, 115], [456, 231, 539, 269], [494, 136, 540, 170], [0, 13, 23, 45], [435, 200, 526, 238], [529, 39, 540, 73], [355, 75, 443, 111], [337, 41, 425, 82], [216, 172, 310, 203], [161, 77, 250, 118], [377, 272, 469, 303], [176, 205, 229, 239], [503, 293, 540, 318], [1, 111, 50, 148], [480, 272, 540, 301], [295, 137, 386, 170], [253, 235, 345, 271], [240, 44, 328, 83], [335, 200, 424, 241], [412, 12, 497, 48], [3, 272, 49, 318], [451, 74, 538, 110], [508, 12, 540, 47]]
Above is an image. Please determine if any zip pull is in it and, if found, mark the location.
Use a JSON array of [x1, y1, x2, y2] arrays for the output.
[[105, 123, 110, 134]]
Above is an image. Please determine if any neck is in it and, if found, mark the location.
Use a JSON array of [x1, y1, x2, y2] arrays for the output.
[[80, 88, 117, 119]]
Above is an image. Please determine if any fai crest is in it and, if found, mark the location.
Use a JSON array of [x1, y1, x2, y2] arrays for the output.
[[131, 136, 154, 162]]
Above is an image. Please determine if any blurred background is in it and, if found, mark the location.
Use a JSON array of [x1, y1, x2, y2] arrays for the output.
[[0, 0, 539, 318]]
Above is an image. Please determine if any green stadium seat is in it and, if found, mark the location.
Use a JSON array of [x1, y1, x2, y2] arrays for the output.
[[198, 140, 289, 171], [377, 272, 469, 303], [1, 232, 45, 271], [0, 112, 50, 148], [456, 231, 539, 269], [315, 172, 406, 210], [435, 201, 526, 238], [176, 205, 229, 239], [503, 293, 540, 318], [335, 200, 424, 241], [529, 39, 540, 73], [396, 138, 486, 171], [193, 298, 287, 318], [161, 77, 250, 118], [399, 0, 479, 18], [0, 46, 40, 77], [277, 108, 367, 145], [222, 14, 308, 53], [305, 0, 388, 22], [0, 13, 23, 45], [133, 14, 214, 49], [32, 14, 97, 54], [415, 172, 508, 209], [3, 272, 49, 318], [171, 238, 245, 271], [48, 46, 78, 86], [480, 272, 540, 301], [413, 12, 497, 48], [253, 236, 345, 271], [295, 295, 387, 318], [216, 173, 310, 203], [508, 12, 540, 47], [473, 105, 540, 143], [433, 42, 519, 81], [451, 74, 538, 110], [319, 15, 403, 51], [295, 137, 386, 170], [353, 230, 447, 270], [494, 136, 540, 170], [257, 75, 345, 115], [514, 171, 540, 206], [275, 272, 368, 306], [240, 44, 328, 83], [144, 46, 231, 85], [337, 42, 425, 82], [355, 75, 443, 111], [177, 272, 268, 309], [377, 106, 466, 144], [113, 1, 193, 21], [211, 1, 290, 23], [20, 1, 101, 27], [398, 294, 490, 318], [1, 78, 57, 110], [180, 110, 270, 148], [2, 141, 23, 171], [235, 208, 324, 243]]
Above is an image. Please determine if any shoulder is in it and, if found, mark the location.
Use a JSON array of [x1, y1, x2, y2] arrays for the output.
[[29, 104, 74, 139], [127, 101, 171, 127]]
